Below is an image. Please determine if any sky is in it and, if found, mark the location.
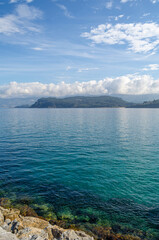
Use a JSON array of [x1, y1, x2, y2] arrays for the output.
[[1, 0, 159, 98]]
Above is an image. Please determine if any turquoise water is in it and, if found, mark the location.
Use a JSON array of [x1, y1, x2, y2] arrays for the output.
[[0, 108, 159, 238]]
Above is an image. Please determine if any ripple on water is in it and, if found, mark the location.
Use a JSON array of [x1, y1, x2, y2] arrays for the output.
[[0, 108, 159, 239]]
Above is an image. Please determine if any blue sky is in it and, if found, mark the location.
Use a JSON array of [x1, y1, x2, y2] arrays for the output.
[[1, 0, 159, 98]]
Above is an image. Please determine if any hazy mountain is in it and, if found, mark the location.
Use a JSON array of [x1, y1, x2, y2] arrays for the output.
[[112, 94, 159, 103], [2, 94, 159, 108], [0, 98, 37, 108], [128, 99, 159, 108], [30, 96, 133, 108]]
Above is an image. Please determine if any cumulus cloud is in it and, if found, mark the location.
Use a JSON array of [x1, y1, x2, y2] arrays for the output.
[[1, 74, 159, 98], [0, 4, 42, 35], [142, 64, 159, 71], [82, 22, 159, 53]]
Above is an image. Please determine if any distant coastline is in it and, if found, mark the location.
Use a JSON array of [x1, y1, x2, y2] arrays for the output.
[[15, 95, 159, 108]]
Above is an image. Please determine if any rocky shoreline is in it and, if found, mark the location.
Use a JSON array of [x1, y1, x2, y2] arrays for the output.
[[0, 198, 155, 240], [0, 204, 149, 240], [0, 206, 94, 240]]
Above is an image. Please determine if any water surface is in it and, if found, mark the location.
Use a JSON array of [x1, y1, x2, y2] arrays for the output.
[[0, 108, 158, 239]]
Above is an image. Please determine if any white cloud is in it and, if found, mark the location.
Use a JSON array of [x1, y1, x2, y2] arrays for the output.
[[65, 66, 99, 72], [0, 4, 42, 35], [114, 15, 124, 21], [66, 66, 72, 71], [1, 74, 159, 98], [16, 4, 42, 20], [151, 0, 159, 3], [57, 4, 74, 18], [121, 0, 128, 3], [10, 0, 18, 3], [142, 13, 150, 17], [82, 22, 159, 53], [108, 15, 124, 21], [10, 0, 34, 3], [0, 15, 21, 34], [121, 0, 159, 3], [78, 67, 99, 72], [32, 47, 44, 51], [120, 0, 134, 3], [142, 64, 159, 71], [105, 1, 113, 9]]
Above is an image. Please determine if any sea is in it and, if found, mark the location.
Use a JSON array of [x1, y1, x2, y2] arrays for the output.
[[0, 108, 158, 239]]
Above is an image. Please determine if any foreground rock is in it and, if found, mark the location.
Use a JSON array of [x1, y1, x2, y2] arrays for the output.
[[0, 227, 19, 240], [0, 206, 94, 240]]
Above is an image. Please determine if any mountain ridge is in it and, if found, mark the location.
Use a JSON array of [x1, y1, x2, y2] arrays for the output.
[[13, 95, 159, 108], [30, 95, 133, 108]]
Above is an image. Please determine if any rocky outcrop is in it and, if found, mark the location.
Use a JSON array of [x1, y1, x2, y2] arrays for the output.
[[0, 226, 19, 240], [0, 206, 94, 240]]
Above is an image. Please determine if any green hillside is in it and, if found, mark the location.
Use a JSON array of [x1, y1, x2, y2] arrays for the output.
[[128, 99, 159, 108], [30, 96, 133, 108]]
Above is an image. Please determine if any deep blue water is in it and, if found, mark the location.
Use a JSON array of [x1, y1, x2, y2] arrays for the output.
[[0, 108, 159, 239]]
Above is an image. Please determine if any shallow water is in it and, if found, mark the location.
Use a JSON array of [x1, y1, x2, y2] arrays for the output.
[[0, 108, 159, 238]]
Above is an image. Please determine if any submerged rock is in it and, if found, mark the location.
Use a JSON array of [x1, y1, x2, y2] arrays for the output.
[[0, 206, 94, 240], [16, 205, 38, 218], [0, 204, 153, 240], [0, 198, 12, 209]]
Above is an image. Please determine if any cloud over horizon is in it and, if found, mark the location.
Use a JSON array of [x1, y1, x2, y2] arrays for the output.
[[1, 74, 159, 98]]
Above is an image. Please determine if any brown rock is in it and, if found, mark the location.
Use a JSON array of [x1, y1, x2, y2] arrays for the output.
[[0, 226, 19, 240], [50, 225, 94, 240], [61, 229, 94, 240], [21, 216, 50, 229], [0, 207, 20, 222], [0, 210, 4, 225], [17, 227, 49, 239], [0, 206, 94, 240]]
